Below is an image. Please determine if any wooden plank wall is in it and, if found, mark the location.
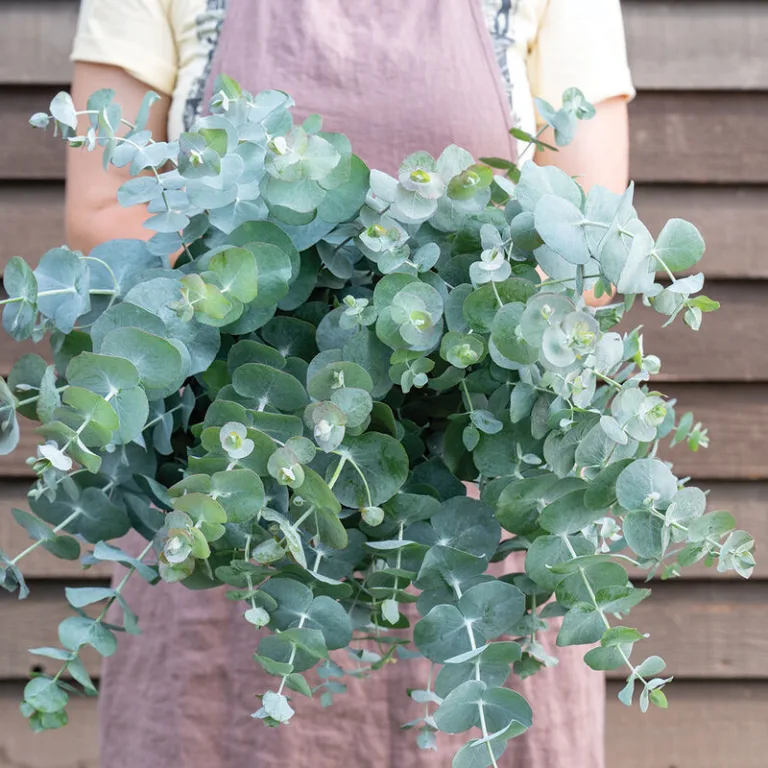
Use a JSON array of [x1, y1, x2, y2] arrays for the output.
[[0, 1, 767, 766]]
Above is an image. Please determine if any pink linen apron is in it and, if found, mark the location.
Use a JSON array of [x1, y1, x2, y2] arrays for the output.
[[98, 2, 604, 766]]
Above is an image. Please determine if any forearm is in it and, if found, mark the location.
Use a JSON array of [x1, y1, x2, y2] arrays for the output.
[[534, 95, 630, 193], [534, 96, 629, 304], [65, 199, 154, 255], [65, 62, 170, 254]]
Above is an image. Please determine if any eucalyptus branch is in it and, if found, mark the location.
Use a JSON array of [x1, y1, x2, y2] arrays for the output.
[[562, 536, 650, 688], [451, 580, 500, 768], [10, 510, 82, 566], [52, 538, 154, 685], [0, 286, 116, 307], [0, 385, 69, 415]]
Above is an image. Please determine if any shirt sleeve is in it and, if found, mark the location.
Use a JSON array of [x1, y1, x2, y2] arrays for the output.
[[528, 0, 636, 115], [70, 0, 178, 95]]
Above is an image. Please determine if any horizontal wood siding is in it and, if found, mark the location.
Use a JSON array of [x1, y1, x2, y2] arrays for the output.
[[623, 1, 768, 90], [1, 2, 767, 767]]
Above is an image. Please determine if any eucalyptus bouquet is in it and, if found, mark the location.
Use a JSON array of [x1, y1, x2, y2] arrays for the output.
[[0, 76, 755, 767]]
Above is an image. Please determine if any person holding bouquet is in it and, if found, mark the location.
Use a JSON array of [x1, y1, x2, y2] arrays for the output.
[[66, 1, 634, 765]]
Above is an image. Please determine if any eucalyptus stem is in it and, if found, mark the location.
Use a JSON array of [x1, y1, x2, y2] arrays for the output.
[[652, 252, 677, 283], [81, 255, 121, 310], [76, 109, 137, 132], [460, 380, 474, 413], [327, 455, 347, 489], [595, 371, 623, 390], [244, 534, 257, 610], [0, 286, 117, 307], [142, 403, 185, 431], [516, 125, 549, 163], [0, 385, 69, 414], [647, 507, 723, 557], [276, 614, 307, 696], [10, 509, 82, 565], [291, 505, 316, 531], [562, 535, 649, 688], [332, 453, 373, 507], [452, 580, 499, 768], [52, 539, 154, 685], [490, 281, 504, 308]]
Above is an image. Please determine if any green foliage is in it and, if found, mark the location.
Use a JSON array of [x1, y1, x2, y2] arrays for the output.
[[0, 78, 754, 764]]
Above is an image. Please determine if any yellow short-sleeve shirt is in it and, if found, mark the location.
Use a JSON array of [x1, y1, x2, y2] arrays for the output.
[[71, 0, 635, 144]]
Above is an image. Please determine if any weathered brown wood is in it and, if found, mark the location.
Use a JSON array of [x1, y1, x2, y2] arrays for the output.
[[0, 684, 99, 768], [5, 0, 768, 90], [657, 384, 768, 479], [0, 419, 43, 477], [635, 185, 768, 279], [624, 1, 768, 90], [0, 583, 106, 679], [0, 339, 52, 378], [5, 88, 768, 183], [611, 580, 768, 679], [629, 282, 767, 382], [606, 681, 768, 768], [0, 2, 79, 86], [1, 580, 766, 680], [0, 481, 111, 579], [629, 92, 768, 183], [0, 680, 765, 768], [0, 88, 67, 180], [0, 184, 65, 273]]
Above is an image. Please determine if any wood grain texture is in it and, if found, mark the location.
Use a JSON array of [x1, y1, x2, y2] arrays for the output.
[[1, 680, 766, 768], [0, 481, 111, 579], [5, 88, 768, 182], [5, 0, 768, 90], [634, 185, 768, 279], [1, 580, 767, 680], [606, 681, 768, 768], [628, 282, 767, 382], [0, 583, 105, 679], [656, 384, 768, 479], [629, 92, 768, 183], [0, 2, 79, 86], [0, 88, 67, 180], [0, 184, 65, 273], [624, 1, 768, 90], [0, 684, 99, 768]]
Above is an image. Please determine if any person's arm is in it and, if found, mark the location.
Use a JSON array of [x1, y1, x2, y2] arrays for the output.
[[534, 95, 630, 195], [65, 62, 171, 254], [533, 95, 629, 305]]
